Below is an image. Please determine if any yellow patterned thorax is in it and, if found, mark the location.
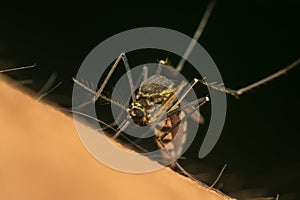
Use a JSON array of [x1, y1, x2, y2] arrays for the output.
[[137, 83, 174, 107]]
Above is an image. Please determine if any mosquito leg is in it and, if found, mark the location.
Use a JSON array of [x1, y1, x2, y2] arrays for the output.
[[149, 80, 202, 133], [73, 61, 147, 143], [37, 73, 57, 96], [0, 63, 36, 73], [0, 64, 35, 88], [93, 53, 123, 102], [73, 77, 127, 110], [156, 96, 209, 147], [94, 52, 136, 103], [110, 65, 155, 143], [74, 53, 133, 125], [180, 100, 205, 124], [70, 110, 118, 132], [142, 65, 148, 81], [156, 61, 163, 74], [200, 57, 300, 98], [133, 65, 148, 85], [149, 81, 187, 124], [157, 97, 209, 158], [67, 109, 148, 153], [107, 65, 149, 131], [170, 78, 199, 111], [156, 96, 209, 182], [157, 97, 209, 151], [137, 81, 191, 145], [233, 57, 300, 96], [209, 163, 227, 189], [157, 138, 199, 182], [36, 73, 63, 101], [112, 118, 131, 139], [175, 0, 216, 72], [37, 81, 62, 101], [166, 96, 209, 119], [161, 78, 199, 121], [157, 97, 207, 135]]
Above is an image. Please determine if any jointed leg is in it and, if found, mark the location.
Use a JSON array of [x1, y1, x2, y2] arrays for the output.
[[112, 118, 131, 139], [109, 65, 149, 135], [0, 64, 35, 73], [73, 77, 127, 110], [150, 78, 202, 129], [233, 57, 300, 96], [156, 96, 209, 181], [200, 57, 300, 98], [158, 96, 209, 143], [94, 52, 136, 103], [73, 52, 142, 110], [170, 78, 199, 111], [176, 0, 216, 72]]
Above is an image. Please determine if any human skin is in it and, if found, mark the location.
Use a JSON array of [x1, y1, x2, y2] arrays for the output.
[[0, 76, 233, 200]]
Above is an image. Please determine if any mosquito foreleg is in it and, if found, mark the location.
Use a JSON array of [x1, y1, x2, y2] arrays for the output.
[[94, 52, 136, 103], [73, 77, 127, 110]]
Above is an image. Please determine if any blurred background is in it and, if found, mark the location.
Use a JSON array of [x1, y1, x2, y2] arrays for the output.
[[0, 0, 299, 199]]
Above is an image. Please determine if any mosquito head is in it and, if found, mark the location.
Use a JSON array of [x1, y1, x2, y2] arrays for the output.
[[129, 102, 146, 126]]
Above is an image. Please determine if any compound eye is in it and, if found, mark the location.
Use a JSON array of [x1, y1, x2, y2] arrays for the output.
[[133, 109, 144, 119]]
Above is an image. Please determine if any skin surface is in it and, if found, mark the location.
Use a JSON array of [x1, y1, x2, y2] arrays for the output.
[[0, 76, 233, 200]]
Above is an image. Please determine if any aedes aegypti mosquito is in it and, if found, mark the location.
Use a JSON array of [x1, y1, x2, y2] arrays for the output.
[[72, 0, 300, 182]]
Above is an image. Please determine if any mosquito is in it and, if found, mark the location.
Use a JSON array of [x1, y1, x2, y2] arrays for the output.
[[72, 0, 300, 184]]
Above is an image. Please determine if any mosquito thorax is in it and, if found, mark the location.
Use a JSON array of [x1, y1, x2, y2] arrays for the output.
[[128, 76, 177, 126]]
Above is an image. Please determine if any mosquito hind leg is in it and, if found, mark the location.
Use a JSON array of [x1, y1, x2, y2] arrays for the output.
[[200, 57, 300, 98]]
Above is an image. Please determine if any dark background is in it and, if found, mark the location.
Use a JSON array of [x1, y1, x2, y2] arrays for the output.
[[1, 0, 299, 199]]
